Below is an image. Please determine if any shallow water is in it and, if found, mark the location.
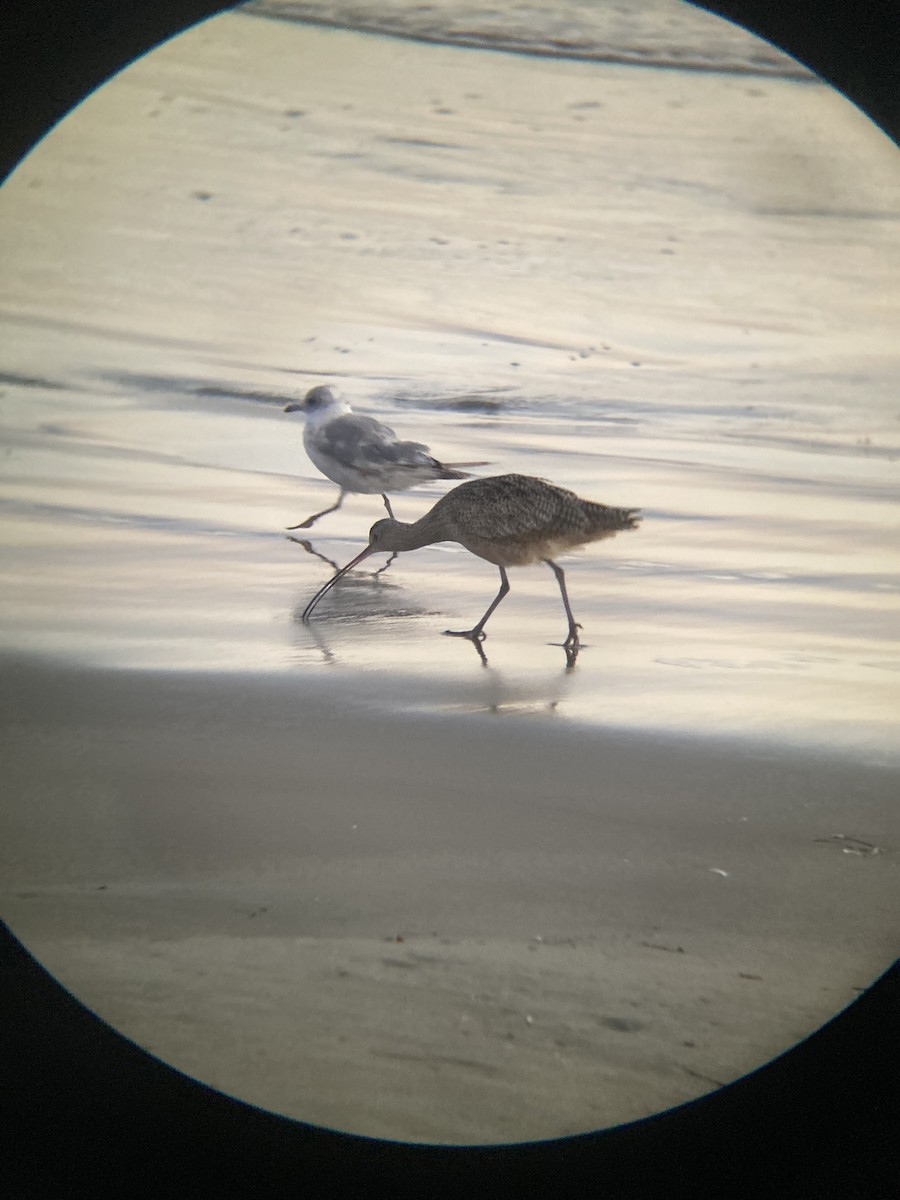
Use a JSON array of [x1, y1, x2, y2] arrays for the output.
[[1, 12, 897, 757], [1, 4, 898, 1142], [246, 0, 814, 76]]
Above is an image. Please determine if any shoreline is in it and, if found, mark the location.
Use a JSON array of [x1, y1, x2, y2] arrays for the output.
[[244, 0, 815, 80], [245, 11, 816, 81], [3, 644, 900, 759]]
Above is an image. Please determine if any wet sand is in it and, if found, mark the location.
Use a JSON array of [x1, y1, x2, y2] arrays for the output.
[[2, 655, 896, 1142], [0, 7, 898, 1143]]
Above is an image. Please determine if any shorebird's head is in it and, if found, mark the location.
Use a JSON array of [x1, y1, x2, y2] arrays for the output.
[[366, 518, 399, 553], [284, 385, 340, 415], [302, 517, 411, 622]]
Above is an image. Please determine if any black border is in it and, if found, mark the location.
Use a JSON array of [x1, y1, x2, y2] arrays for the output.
[[1, 0, 898, 180], [3, 922, 898, 1196], [692, 0, 899, 143], [2, 2, 898, 1194]]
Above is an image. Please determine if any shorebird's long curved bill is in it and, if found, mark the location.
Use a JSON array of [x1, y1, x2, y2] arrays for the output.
[[302, 545, 377, 621]]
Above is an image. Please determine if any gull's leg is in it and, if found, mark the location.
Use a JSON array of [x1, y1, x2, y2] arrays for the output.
[[287, 490, 346, 530], [381, 494, 396, 519], [544, 559, 581, 647], [444, 566, 510, 642]]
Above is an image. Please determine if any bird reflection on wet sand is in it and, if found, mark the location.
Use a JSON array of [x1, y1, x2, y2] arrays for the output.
[[293, 596, 581, 702], [450, 625, 580, 670], [288, 534, 397, 576]]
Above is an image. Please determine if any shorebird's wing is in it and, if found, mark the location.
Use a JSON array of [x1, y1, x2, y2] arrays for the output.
[[448, 476, 572, 539], [316, 414, 432, 474]]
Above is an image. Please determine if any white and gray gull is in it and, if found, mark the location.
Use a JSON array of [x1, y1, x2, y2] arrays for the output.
[[284, 385, 486, 530]]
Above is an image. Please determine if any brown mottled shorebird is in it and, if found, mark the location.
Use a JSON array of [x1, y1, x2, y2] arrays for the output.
[[301, 473, 641, 649], [284, 385, 485, 529]]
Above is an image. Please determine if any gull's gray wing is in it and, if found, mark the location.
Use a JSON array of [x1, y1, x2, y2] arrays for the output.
[[314, 414, 433, 474]]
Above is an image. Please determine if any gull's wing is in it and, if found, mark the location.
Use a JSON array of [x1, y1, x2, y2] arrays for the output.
[[314, 414, 434, 474]]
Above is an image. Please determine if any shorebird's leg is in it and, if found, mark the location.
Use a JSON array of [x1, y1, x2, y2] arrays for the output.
[[544, 559, 582, 648], [381, 494, 396, 519], [444, 566, 510, 642], [287, 490, 346, 530]]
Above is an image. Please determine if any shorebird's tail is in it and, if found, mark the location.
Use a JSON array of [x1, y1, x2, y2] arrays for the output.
[[589, 503, 642, 533]]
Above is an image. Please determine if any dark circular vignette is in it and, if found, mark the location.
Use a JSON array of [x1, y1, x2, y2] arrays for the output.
[[693, 0, 899, 145], [0, 1, 241, 183], [1, 1, 898, 1195], [3, 922, 899, 1196], [0, 0, 898, 177]]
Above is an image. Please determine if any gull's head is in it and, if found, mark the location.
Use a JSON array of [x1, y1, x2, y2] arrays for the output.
[[284, 385, 341, 416]]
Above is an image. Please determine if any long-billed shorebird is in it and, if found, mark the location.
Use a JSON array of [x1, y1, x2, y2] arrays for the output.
[[284, 385, 485, 529], [301, 473, 641, 650]]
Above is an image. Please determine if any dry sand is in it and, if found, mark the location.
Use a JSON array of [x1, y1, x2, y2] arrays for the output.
[[0, 7, 898, 1144]]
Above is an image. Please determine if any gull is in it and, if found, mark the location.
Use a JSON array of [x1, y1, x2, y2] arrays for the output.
[[284, 385, 486, 530]]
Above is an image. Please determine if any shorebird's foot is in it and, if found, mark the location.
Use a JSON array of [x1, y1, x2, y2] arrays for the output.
[[550, 625, 582, 669], [443, 628, 489, 664], [551, 636, 581, 661], [286, 517, 316, 531]]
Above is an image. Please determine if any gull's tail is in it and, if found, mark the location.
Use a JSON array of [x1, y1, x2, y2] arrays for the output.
[[436, 460, 492, 480]]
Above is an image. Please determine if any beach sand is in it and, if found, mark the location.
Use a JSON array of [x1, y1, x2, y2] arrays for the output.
[[2, 655, 896, 1142], [0, 7, 898, 1143]]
